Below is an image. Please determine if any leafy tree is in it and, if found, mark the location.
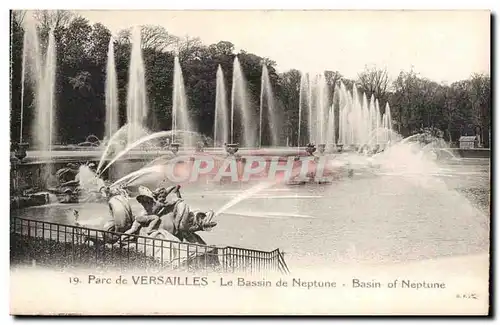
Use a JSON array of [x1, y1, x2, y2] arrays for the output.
[[357, 65, 389, 105], [9, 10, 491, 148]]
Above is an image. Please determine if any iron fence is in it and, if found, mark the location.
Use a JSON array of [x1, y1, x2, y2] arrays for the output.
[[10, 216, 289, 275]]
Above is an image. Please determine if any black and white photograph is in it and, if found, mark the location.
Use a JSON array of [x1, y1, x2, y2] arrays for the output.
[[8, 9, 491, 315]]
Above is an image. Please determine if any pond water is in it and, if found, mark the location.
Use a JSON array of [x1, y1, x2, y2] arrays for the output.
[[12, 153, 490, 271]]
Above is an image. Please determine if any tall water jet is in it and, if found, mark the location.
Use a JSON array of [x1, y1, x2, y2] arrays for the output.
[[385, 102, 393, 142], [365, 98, 370, 144], [17, 13, 41, 161], [375, 99, 381, 144], [19, 27, 28, 145], [351, 84, 361, 145], [230, 57, 255, 147], [369, 95, 376, 143], [297, 72, 309, 148], [325, 104, 335, 149], [23, 19, 57, 157], [338, 83, 347, 146], [334, 81, 395, 150], [214, 65, 229, 147], [306, 73, 329, 145], [20, 13, 57, 156], [44, 30, 56, 153], [105, 38, 119, 141], [126, 26, 148, 145], [172, 56, 194, 146], [317, 74, 329, 144], [259, 65, 279, 147], [307, 74, 314, 145], [326, 86, 339, 149]]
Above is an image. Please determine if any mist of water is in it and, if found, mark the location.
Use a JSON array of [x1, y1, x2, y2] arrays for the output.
[[230, 57, 255, 146], [214, 65, 229, 147], [105, 38, 119, 141], [126, 26, 148, 145], [259, 65, 279, 147], [78, 165, 106, 193]]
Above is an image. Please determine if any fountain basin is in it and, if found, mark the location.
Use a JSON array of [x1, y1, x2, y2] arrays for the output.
[[10, 192, 50, 209], [9, 146, 490, 201], [11, 156, 490, 271], [10, 148, 356, 198]]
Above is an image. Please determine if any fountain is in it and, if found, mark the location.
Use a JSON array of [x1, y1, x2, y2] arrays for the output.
[[105, 38, 119, 141], [20, 15, 57, 159], [230, 56, 255, 147], [16, 19, 29, 161], [334, 83, 394, 150], [303, 73, 329, 148], [296, 72, 332, 153], [383, 102, 393, 142], [126, 26, 148, 145], [259, 65, 279, 147], [214, 65, 229, 148], [10, 14, 491, 283], [297, 72, 309, 148], [172, 56, 194, 147], [325, 88, 337, 152], [293, 70, 397, 159]]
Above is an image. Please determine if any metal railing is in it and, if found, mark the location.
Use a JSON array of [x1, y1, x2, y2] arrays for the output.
[[10, 216, 289, 275]]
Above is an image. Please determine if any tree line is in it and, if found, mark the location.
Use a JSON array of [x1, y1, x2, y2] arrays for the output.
[[9, 10, 491, 148]]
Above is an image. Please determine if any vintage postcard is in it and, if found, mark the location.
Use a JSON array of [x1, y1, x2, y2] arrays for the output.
[[9, 9, 491, 315]]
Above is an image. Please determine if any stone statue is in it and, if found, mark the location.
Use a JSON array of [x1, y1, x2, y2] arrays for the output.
[[86, 184, 217, 246]]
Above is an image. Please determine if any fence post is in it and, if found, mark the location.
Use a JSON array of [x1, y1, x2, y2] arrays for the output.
[[94, 229, 98, 267], [71, 226, 75, 264]]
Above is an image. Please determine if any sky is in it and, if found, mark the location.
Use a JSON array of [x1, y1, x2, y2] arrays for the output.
[[77, 10, 490, 83]]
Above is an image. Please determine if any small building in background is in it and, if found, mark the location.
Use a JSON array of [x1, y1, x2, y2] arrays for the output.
[[459, 135, 479, 149]]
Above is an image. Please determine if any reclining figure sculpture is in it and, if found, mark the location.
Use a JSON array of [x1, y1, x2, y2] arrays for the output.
[[93, 184, 217, 245]]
